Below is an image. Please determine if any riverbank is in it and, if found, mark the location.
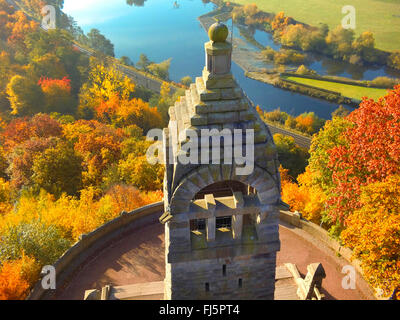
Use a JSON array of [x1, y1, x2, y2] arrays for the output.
[[200, 7, 360, 107], [223, 0, 400, 53], [282, 74, 388, 101], [245, 70, 361, 107], [199, 3, 397, 106]]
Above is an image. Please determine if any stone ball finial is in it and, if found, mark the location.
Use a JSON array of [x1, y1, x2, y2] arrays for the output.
[[208, 22, 229, 43]]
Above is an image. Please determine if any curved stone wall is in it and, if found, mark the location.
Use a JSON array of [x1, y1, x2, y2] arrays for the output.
[[279, 210, 376, 299], [27, 202, 373, 300], [27, 202, 164, 300], [279, 210, 362, 272]]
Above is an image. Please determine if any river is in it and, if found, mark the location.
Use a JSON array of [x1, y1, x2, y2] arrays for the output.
[[63, 0, 396, 119]]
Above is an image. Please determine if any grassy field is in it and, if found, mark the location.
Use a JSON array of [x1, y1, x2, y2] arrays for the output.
[[225, 0, 400, 52], [282, 75, 388, 100]]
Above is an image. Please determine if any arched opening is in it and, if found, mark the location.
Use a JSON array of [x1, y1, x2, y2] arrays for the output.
[[194, 180, 256, 200], [190, 180, 259, 248]]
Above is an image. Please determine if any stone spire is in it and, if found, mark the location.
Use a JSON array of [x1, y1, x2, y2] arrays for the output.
[[161, 22, 281, 300], [160, 22, 277, 216]]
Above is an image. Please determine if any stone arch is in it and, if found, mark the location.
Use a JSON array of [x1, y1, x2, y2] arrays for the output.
[[193, 180, 250, 199], [169, 163, 280, 215]]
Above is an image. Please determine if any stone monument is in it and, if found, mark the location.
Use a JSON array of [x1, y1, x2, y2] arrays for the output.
[[160, 22, 282, 300]]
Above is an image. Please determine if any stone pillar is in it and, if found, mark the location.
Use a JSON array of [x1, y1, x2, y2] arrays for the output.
[[204, 25, 232, 76], [207, 216, 215, 242], [232, 214, 243, 240]]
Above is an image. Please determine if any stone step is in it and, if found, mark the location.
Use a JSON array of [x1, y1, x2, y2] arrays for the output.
[[196, 76, 244, 103], [185, 89, 193, 114], [168, 106, 176, 121], [194, 99, 249, 114], [190, 84, 201, 109], [173, 100, 182, 124], [180, 97, 190, 127]]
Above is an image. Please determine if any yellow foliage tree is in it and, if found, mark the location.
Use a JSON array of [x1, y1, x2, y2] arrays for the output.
[[341, 175, 400, 298], [281, 166, 326, 223], [79, 60, 135, 114], [0, 178, 13, 215], [118, 154, 164, 191]]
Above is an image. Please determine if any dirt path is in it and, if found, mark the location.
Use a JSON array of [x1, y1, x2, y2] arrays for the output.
[[56, 223, 374, 300]]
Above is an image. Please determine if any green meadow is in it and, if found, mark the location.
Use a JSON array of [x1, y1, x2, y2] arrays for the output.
[[225, 0, 400, 52], [282, 75, 388, 100]]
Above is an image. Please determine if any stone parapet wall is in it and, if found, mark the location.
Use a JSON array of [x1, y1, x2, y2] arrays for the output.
[[27, 203, 372, 300], [27, 202, 164, 300], [279, 211, 363, 282]]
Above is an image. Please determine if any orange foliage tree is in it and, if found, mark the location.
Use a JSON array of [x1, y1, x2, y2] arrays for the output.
[[271, 11, 292, 35], [2, 114, 62, 151], [6, 11, 38, 51], [0, 254, 40, 300], [69, 120, 125, 187], [96, 94, 162, 132]]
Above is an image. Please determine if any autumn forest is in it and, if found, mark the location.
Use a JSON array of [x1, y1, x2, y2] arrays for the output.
[[0, 0, 399, 300]]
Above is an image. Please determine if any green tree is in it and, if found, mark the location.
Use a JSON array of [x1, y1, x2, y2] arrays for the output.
[[126, 0, 147, 6], [180, 76, 192, 87], [308, 116, 351, 194], [6, 75, 44, 116], [27, 53, 67, 81], [136, 53, 151, 71], [118, 154, 164, 191], [25, 29, 88, 93], [31, 141, 83, 197], [147, 58, 171, 80], [325, 26, 355, 60], [352, 31, 381, 64], [0, 220, 70, 266], [295, 65, 316, 76], [39, 77, 77, 115], [85, 29, 114, 57], [119, 56, 134, 66], [331, 105, 350, 118], [388, 51, 400, 70], [273, 134, 309, 178]]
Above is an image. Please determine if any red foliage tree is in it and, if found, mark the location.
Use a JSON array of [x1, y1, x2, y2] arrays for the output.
[[38, 77, 71, 93], [327, 85, 400, 224], [38, 77, 76, 114]]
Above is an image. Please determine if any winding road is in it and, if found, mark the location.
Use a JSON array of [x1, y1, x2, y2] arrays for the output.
[[11, 0, 311, 148], [267, 123, 312, 149]]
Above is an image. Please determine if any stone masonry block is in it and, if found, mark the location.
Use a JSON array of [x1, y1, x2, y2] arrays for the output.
[[208, 164, 222, 182], [170, 198, 190, 214], [198, 167, 214, 186], [258, 189, 280, 205], [207, 111, 239, 124], [221, 164, 232, 181], [191, 115, 208, 126], [188, 172, 208, 191]]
